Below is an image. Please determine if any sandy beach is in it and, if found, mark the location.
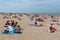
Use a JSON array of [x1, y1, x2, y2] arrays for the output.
[[0, 14, 60, 40]]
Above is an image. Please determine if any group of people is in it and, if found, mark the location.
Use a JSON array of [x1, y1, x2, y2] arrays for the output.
[[3, 15, 57, 34], [34, 21, 56, 33], [3, 19, 22, 34]]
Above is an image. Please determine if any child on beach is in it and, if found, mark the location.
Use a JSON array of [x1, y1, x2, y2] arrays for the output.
[[48, 23, 56, 33]]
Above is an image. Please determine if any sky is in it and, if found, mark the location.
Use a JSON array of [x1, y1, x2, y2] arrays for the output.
[[0, 0, 60, 13]]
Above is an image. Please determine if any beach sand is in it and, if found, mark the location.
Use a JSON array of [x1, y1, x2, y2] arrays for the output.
[[0, 14, 60, 40]]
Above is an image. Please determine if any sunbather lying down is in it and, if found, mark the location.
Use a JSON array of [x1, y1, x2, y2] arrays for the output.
[[37, 24, 44, 27], [29, 23, 44, 27], [50, 19, 58, 22], [34, 21, 44, 27]]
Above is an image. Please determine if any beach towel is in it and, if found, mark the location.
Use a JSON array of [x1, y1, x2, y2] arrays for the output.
[[28, 24, 39, 26], [2, 30, 9, 34], [2, 25, 14, 34]]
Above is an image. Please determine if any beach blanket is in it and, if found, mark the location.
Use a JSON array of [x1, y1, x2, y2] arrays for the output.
[[28, 24, 39, 26], [2, 31, 22, 34], [2, 27, 22, 34], [28, 24, 44, 27]]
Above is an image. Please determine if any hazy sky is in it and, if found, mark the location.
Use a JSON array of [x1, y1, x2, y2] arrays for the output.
[[0, 0, 60, 13]]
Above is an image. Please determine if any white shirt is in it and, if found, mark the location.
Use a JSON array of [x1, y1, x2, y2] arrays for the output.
[[7, 25, 13, 31]]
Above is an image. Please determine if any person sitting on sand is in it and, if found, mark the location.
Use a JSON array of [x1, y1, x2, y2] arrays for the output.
[[13, 22, 18, 33], [48, 23, 56, 33], [3, 22, 14, 34], [16, 25, 22, 34], [51, 15, 54, 19], [11, 20, 14, 26], [7, 23, 14, 34], [3, 24, 9, 34], [35, 21, 37, 26]]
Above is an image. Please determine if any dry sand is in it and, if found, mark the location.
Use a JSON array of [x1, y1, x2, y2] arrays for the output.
[[0, 14, 60, 40]]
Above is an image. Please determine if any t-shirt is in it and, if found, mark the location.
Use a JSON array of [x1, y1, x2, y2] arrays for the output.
[[8, 25, 13, 31]]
